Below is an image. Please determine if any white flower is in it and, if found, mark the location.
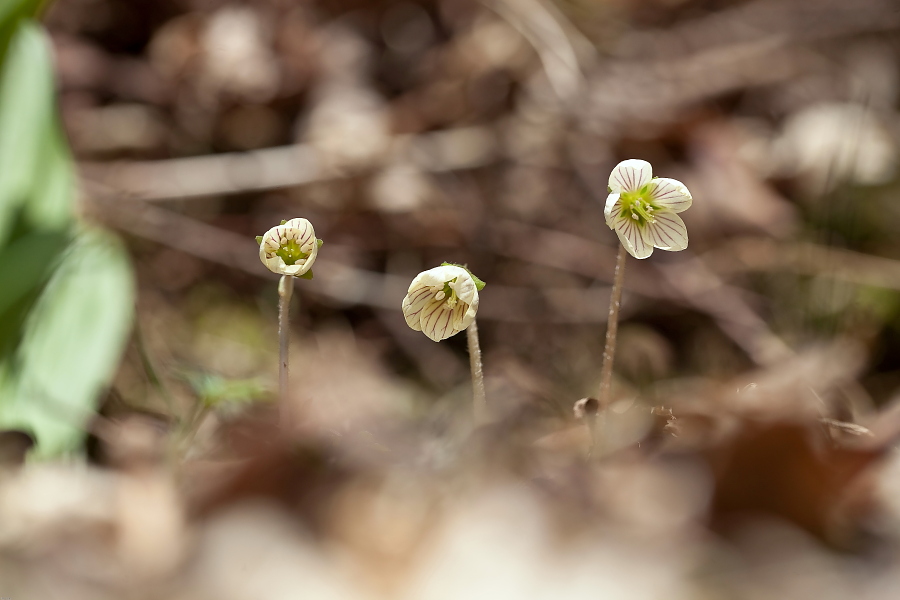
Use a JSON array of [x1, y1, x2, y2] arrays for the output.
[[604, 159, 692, 259], [402, 265, 479, 342], [258, 218, 320, 277]]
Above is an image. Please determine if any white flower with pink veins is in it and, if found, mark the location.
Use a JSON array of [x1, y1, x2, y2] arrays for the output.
[[402, 265, 480, 342], [604, 159, 693, 259], [258, 218, 320, 277]]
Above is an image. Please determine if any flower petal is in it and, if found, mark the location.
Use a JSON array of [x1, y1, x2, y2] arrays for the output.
[[420, 301, 455, 342], [260, 249, 289, 275], [446, 299, 467, 331], [459, 295, 478, 331], [604, 193, 621, 227], [407, 265, 467, 293], [283, 218, 314, 242], [612, 212, 653, 259], [450, 271, 477, 305], [647, 178, 692, 213], [645, 211, 688, 251], [402, 286, 435, 331], [609, 159, 652, 194]]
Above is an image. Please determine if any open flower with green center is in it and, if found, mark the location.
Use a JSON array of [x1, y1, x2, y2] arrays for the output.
[[257, 218, 321, 277], [402, 265, 482, 342], [604, 159, 692, 259]]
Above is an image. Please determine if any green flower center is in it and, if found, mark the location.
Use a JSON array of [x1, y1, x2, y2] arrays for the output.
[[440, 279, 459, 309], [619, 186, 657, 226], [275, 239, 310, 266]]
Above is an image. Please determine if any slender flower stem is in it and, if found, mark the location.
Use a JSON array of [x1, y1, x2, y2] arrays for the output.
[[593, 244, 627, 454], [467, 318, 487, 426], [278, 275, 294, 425]]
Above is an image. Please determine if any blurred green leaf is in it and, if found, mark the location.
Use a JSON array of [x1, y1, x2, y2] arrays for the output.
[[0, 0, 45, 63], [26, 125, 74, 229], [0, 230, 69, 355], [0, 22, 71, 245], [1, 229, 135, 457], [0, 0, 45, 26]]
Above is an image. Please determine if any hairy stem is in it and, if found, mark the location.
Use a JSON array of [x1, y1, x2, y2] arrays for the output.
[[594, 244, 627, 454], [467, 318, 487, 426], [278, 275, 294, 425]]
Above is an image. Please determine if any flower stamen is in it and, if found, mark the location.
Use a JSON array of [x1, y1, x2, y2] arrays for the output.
[[621, 192, 659, 225], [275, 238, 310, 266]]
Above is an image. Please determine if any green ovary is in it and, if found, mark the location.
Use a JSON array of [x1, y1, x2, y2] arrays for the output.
[[275, 240, 310, 265], [619, 189, 657, 226]]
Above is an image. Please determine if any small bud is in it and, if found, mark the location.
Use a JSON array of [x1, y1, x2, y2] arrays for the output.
[[573, 397, 599, 419]]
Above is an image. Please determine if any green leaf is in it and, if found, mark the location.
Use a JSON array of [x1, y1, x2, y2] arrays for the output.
[[0, 0, 46, 64], [1, 229, 135, 457], [0, 23, 71, 245], [0, 0, 46, 28], [0, 230, 69, 356], [24, 125, 74, 229], [255, 235, 263, 244], [298, 269, 313, 280]]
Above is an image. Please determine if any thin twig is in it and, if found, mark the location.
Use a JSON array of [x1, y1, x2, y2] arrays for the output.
[[483, 0, 593, 105], [278, 275, 294, 427], [80, 126, 498, 202], [467, 318, 488, 426]]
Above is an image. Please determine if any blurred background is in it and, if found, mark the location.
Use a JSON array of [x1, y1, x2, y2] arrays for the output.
[[3, 0, 900, 597]]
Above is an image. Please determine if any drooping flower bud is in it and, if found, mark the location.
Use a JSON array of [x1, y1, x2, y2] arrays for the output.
[[257, 218, 322, 278], [402, 264, 482, 342]]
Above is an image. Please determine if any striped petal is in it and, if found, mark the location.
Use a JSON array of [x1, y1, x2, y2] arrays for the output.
[[609, 159, 652, 194], [647, 178, 692, 213], [612, 213, 653, 259], [420, 301, 455, 342], [449, 299, 468, 331], [604, 193, 621, 227], [646, 211, 688, 252], [402, 285, 435, 331]]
